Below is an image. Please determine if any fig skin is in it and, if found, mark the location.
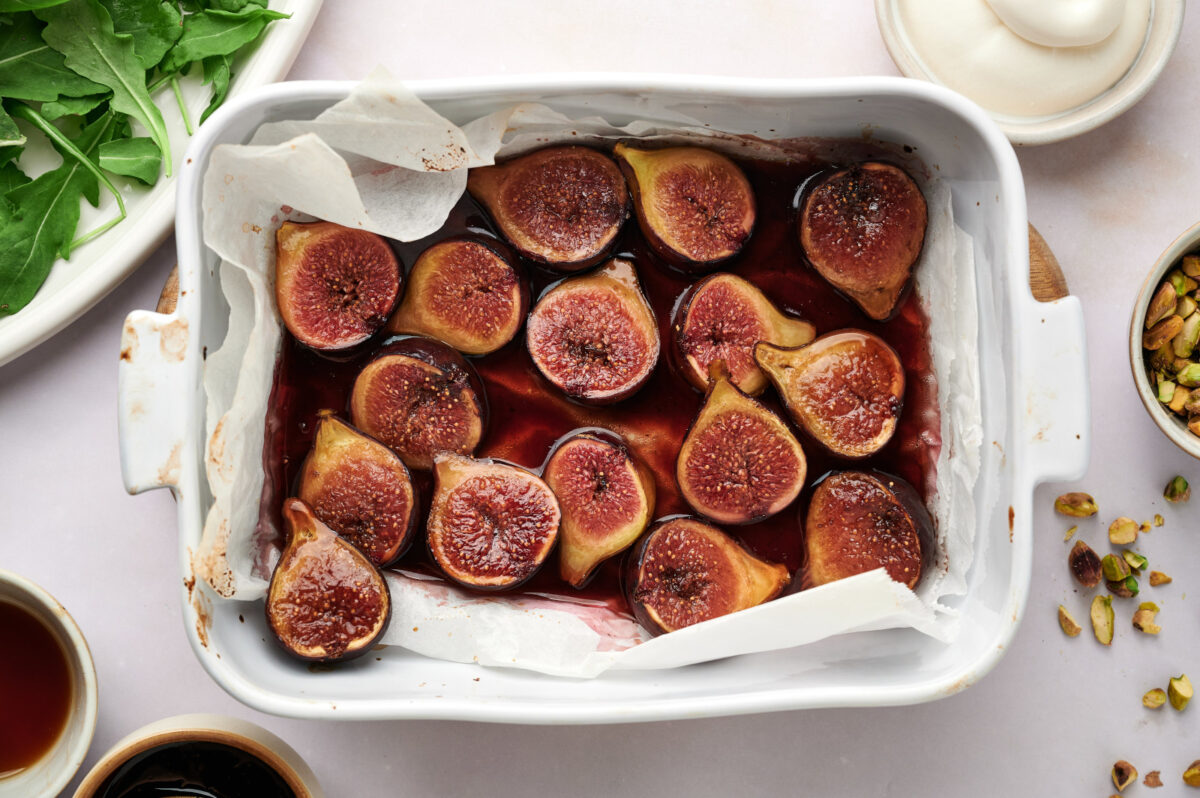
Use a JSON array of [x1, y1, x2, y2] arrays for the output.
[[427, 454, 562, 591], [266, 498, 391, 663], [467, 146, 628, 271], [525, 258, 661, 405], [754, 330, 905, 459], [275, 220, 402, 351], [614, 143, 755, 271], [802, 470, 933, 590], [625, 516, 789, 635], [350, 336, 487, 470], [672, 273, 816, 395], [676, 366, 807, 525], [386, 236, 528, 356], [798, 162, 927, 321], [297, 410, 418, 568], [543, 429, 657, 588]]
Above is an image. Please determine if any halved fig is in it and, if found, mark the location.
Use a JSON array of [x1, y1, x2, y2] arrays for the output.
[[350, 337, 486, 470], [676, 367, 807, 524], [754, 330, 905, 459], [798, 162, 927, 320], [297, 410, 417, 567], [625, 516, 789, 635], [467, 146, 628, 271], [544, 430, 656, 588], [803, 471, 933, 590], [386, 237, 527, 355], [525, 258, 660, 404], [266, 498, 391, 662], [614, 143, 755, 271], [673, 273, 816, 395], [275, 221, 402, 351], [426, 454, 561, 590]]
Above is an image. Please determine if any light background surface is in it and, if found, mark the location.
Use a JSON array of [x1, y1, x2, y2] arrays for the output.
[[1, 2, 1198, 795]]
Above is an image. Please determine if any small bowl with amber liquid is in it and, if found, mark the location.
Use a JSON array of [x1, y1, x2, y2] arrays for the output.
[[0, 568, 98, 798]]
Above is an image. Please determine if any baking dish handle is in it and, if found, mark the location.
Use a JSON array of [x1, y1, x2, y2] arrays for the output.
[[118, 302, 194, 496], [1018, 293, 1090, 484]]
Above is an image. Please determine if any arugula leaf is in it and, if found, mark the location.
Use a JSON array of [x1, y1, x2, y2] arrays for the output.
[[36, 0, 172, 176], [0, 145, 21, 167], [205, 0, 266, 10], [161, 6, 287, 71], [0, 104, 25, 147], [39, 92, 109, 120], [0, 0, 70, 10], [98, 134, 159, 184], [0, 112, 116, 314], [198, 51, 230, 123], [100, 0, 182, 71], [0, 161, 29, 194], [0, 13, 105, 101]]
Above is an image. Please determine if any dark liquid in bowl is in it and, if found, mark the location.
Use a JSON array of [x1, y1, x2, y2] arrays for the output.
[[93, 741, 296, 798], [0, 600, 73, 776], [259, 154, 941, 610]]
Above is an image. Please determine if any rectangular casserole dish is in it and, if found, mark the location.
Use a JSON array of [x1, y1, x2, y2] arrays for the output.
[[117, 76, 1089, 723]]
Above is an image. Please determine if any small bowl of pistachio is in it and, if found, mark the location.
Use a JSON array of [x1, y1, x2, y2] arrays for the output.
[[1132, 221, 1200, 456]]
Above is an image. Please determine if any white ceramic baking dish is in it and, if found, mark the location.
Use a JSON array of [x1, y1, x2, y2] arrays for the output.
[[117, 76, 1089, 723]]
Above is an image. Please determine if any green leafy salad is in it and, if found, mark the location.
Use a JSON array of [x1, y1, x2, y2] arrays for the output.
[[0, 0, 288, 315]]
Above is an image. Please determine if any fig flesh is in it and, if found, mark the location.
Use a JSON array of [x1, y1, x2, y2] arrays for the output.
[[798, 162, 927, 320], [467, 146, 628, 270], [676, 368, 807, 525], [297, 410, 417, 567], [673, 273, 816, 395], [626, 516, 788, 635], [386, 237, 527, 355], [525, 258, 660, 404], [266, 498, 391, 662], [614, 143, 755, 271], [544, 430, 656, 588], [275, 221, 402, 351], [754, 330, 905, 459], [803, 471, 933, 590], [427, 454, 562, 590], [350, 337, 487, 470]]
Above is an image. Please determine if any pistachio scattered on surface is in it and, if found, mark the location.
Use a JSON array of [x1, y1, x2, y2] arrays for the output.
[[1091, 595, 1115, 645], [1064, 525, 1078, 542], [1170, 674, 1193, 711], [1113, 760, 1138, 792], [1154, 513, 1165, 527], [1185, 760, 1200, 788], [1122, 550, 1148, 572], [1140, 520, 1152, 533], [1164, 476, 1191, 503], [1069, 541, 1103, 588], [1107, 576, 1138, 598], [1109, 517, 1139, 545], [1144, 770, 1163, 788], [1132, 602, 1161, 634], [1149, 570, 1172, 586], [1144, 688, 1167, 709], [1102, 553, 1131, 582], [1055, 492, 1098, 517], [1057, 605, 1081, 637]]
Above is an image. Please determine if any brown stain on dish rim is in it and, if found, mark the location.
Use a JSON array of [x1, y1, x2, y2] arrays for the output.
[[159, 318, 189, 362], [120, 320, 138, 361], [1008, 506, 1014, 542]]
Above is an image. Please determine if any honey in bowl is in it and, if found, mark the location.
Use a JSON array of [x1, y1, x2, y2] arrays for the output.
[[0, 600, 73, 778]]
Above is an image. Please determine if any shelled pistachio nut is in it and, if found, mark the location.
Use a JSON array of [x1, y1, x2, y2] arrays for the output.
[[1121, 550, 1148, 571], [1091, 595, 1114, 645], [1112, 760, 1138, 792], [1145, 315, 1185, 350], [1057, 605, 1081, 637], [1143, 688, 1167, 709], [1148, 282, 1179, 327], [1132, 602, 1161, 634], [1055, 493, 1098, 517], [1108, 517, 1139, 545], [1149, 570, 1172, 586], [1170, 674, 1193, 710], [1184, 760, 1200, 787], [1068, 541, 1103, 588], [1167, 476, 1194, 503], [1102, 553, 1131, 582]]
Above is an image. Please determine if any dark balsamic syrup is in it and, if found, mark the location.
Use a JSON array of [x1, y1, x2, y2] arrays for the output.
[[258, 154, 941, 611], [93, 741, 295, 798]]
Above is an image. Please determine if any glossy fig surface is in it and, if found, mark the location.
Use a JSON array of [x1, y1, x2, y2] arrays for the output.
[[275, 221, 402, 351], [673, 273, 815, 395], [626, 516, 788, 635], [266, 499, 391, 662], [387, 237, 527, 355], [798, 162, 927, 320], [526, 258, 660, 404], [427, 454, 562, 590], [614, 143, 755, 270], [467, 146, 628, 270], [803, 471, 932, 590], [676, 368, 807, 525], [755, 330, 904, 459], [350, 337, 486, 470], [544, 430, 656, 588], [298, 410, 417, 567]]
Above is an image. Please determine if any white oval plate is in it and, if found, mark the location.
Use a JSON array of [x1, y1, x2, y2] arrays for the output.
[[0, 0, 323, 368]]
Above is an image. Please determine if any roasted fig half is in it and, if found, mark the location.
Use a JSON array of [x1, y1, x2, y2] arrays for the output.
[[467, 146, 628, 270], [625, 516, 789, 635], [614, 143, 755, 271], [350, 337, 486, 470], [426, 454, 562, 590], [275, 221, 402, 351], [798, 162, 927, 320], [803, 470, 933, 590], [676, 366, 807, 525], [673, 273, 816, 395], [297, 410, 417, 567], [386, 237, 527, 355], [544, 429, 656, 588], [755, 330, 905, 459], [266, 498, 391, 662], [526, 258, 660, 404]]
